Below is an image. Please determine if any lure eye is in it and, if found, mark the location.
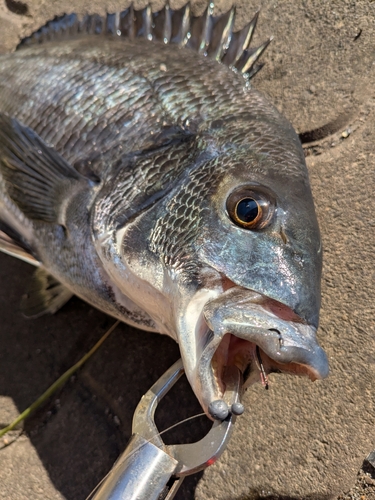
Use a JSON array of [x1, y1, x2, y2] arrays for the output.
[[226, 187, 275, 230]]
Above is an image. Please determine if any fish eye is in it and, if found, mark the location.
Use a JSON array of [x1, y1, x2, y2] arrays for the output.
[[226, 187, 275, 230], [235, 198, 261, 227]]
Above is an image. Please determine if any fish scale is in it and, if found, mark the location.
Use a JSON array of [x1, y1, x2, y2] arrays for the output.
[[150, 156, 221, 273], [0, 3, 328, 417]]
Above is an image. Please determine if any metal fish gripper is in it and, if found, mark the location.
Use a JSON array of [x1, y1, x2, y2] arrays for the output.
[[90, 358, 241, 500]]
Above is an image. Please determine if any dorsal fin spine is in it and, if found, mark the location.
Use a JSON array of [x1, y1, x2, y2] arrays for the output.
[[19, 3, 270, 80], [232, 11, 259, 68], [214, 7, 235, 61], [243, 10, 259, 52], [198, 4, 214, 54], [181, 3, 191, 46], [241, 38, 272, 77], [163, 4, 172, 44], [144, 5, 152, 40], [114, 11, 120, 34]]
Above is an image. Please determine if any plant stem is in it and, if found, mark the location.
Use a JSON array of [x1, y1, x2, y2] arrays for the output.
[[0, 320, 120, 438]]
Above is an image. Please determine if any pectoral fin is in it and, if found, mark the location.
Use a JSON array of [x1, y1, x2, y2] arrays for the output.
[[0, 219, 39, 266], [0, 113, 91, 225], [21, 268, 73, 318], [0, 229, 38, 266]]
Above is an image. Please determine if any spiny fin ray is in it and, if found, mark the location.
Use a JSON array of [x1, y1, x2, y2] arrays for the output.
[[221, 10, 259, 67], [237, 38, 273, 78], [19, 3, 270, 80], [208, 7, 235, 61]]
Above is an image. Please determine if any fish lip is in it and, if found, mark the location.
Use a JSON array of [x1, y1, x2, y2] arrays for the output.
[[193, 288, 329, 417]]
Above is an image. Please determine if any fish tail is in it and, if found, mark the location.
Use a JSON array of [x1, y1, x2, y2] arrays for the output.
[[19, 3, 271, 79]]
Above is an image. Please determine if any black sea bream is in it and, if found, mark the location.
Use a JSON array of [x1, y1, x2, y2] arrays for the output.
[[0, 4, 328, 417]]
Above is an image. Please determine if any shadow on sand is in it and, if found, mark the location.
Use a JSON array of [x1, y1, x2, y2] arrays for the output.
[[0, 252, 209, 499]]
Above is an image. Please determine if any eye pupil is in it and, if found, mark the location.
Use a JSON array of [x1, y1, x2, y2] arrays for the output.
[[236, 198, 259, 223], [226, 187, 274, 230]]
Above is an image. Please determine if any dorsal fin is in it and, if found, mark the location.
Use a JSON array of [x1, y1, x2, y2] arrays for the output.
[[19, 3, 271, 80]]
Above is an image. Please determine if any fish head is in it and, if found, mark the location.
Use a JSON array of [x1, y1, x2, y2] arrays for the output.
[[167, 114, 327, 416], [104, 113, 328, 418]]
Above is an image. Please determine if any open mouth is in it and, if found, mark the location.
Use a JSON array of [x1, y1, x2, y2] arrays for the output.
[[211, 332, 323, 398], [190, 287, 329, 417]]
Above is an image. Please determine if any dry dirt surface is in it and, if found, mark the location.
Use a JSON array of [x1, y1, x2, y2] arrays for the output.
[[0, 1, 374, 500]]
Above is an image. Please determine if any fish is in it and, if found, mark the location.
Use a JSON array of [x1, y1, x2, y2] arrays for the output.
[[0, 3, 328, 418]]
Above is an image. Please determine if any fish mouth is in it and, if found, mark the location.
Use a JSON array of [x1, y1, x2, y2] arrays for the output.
[[186, 287, 329, 418]]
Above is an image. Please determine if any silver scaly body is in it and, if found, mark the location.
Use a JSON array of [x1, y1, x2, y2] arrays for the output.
[[0, 5, 328, 416]]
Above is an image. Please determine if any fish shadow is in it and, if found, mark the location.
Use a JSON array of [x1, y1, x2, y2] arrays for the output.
[[0, 253, 209, 499]]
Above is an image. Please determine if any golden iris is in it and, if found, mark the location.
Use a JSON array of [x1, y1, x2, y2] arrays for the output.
[[226, 186, 275, 230]]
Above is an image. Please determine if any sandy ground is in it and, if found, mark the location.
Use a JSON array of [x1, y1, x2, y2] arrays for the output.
[[0, 1, 374, 499]]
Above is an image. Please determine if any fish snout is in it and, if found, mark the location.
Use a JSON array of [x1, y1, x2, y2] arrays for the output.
[[187, 289, 329, 417], [176, 287, 328, 419], [260, 335, 329, 380]]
